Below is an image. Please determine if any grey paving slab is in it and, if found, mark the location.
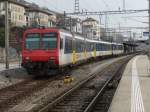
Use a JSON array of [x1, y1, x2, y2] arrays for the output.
[[0, 62, 20, 71], [137, 56, 150, 112], [109, 55, 150, 112]]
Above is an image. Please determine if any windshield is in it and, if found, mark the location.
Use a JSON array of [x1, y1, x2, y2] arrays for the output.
[[25, 34, 40, 50], [25, 33, 58, 50], [42, 33, 57, 49]]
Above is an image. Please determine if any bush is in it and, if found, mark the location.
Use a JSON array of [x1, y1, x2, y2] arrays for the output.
[[0, 28, 5, 47]]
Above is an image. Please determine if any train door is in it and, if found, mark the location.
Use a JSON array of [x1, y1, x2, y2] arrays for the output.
[[59, 33, 65, 66]]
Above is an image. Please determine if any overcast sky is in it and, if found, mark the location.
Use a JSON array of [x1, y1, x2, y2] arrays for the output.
[[27, 0, 148, 35]]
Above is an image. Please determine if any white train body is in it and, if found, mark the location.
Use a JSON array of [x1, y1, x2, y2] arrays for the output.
[[59, 30, 123, 66]]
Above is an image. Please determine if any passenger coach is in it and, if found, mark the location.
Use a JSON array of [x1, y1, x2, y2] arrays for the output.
[[22, 28, 124, 75]]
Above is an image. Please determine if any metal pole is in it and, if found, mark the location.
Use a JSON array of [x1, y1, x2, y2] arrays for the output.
[[64, 11, 66, 28], [149, 0, 150, 50], [5, 1, 9, 69], [105, 14, 108, 40], [99, 15, 102, 40], [70, 17, 72, 32], [130, 31, 132, 41], [123, 0, 125, 10]]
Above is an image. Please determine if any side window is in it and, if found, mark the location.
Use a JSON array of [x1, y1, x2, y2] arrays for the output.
[[75, 40, 79, 52], [99, 43, 102, 51], [103, 44, 105, 51], [96, 43, 98, 51], [105, 44, 107, 51], [101, 44, 103, 51], [65, 38, 72, 53], [75, 39, 84, 53], [60, 38, 63, 49], [81, 41, 85, 52], [91, 43, 94, 51]]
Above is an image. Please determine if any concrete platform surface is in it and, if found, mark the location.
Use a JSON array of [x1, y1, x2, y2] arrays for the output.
[[108, 55, 150, 112], [0, 62, 20, 72]]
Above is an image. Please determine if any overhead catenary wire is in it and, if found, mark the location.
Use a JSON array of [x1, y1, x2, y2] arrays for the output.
[[28, 0, 147, 32], [29, 0, 66, 12], [81, 0, 95, 12], [125, 17, 148, 24]]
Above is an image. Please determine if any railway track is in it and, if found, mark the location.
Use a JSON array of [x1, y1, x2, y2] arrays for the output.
[[84, 58, 126, 112], [38, 56, 133, 112], [0, 54, 136, 112], [0, 75, 62, 112]]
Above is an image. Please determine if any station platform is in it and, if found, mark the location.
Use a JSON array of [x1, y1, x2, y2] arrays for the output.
[[108, 55, 150, 112], [0, 62, 20, 72]]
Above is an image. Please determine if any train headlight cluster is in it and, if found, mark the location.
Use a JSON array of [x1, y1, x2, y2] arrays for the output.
[[50, 57, 55, 60], [25, 57, 30, 60]]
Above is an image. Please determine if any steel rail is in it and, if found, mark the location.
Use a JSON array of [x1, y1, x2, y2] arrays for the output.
[[83, 58, 127, 112], [0, 75, 62, 112], [38, 64, 103, 112], [38, 56, 133, 112]]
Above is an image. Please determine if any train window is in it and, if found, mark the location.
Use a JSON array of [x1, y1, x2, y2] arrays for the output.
[[107, 44, 111, 51], [65, 38, 72, 53], [60, 38, 63, 49], [99, 43, 102, 51], [115, 45, 117, 50], [106, 45, 108, 51], [75, 40, 84, 53], [96, 43, 99, 51], [90, 43, 94, 51], [75, 40, 79, 52], [101, 44, 103, 51], [86, 42, 88, 51], [104, 44, 106, 51], [102, 44, 105, 51], [86, 43, 88, 51], [25, 33, 40, 50], [42, 33, 57, 49], [96, 43, 100, 51], [86, 42, 94, 52], [105, 44, 107, 50], [114, 45, 116, 50], [107, 44, 110, 51]]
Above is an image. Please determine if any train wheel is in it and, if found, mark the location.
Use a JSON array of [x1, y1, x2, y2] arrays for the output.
[[26, 69, 34, 75]]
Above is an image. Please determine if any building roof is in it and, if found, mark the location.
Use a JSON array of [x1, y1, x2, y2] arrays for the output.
[[0, 0, 60, 16], [0, 0, 29, 8], [27, 6, 53, 15], [82, 17, 98, 23]]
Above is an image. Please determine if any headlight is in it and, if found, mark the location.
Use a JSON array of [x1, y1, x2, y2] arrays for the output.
[[25, 57, 30, 60], [50, 57, 55, 60]]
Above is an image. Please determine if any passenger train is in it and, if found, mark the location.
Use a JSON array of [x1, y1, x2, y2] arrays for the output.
[[21, 28, 124, 75]]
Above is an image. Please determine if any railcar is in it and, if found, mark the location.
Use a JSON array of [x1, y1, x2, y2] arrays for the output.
[[21, 28, 124, 75]]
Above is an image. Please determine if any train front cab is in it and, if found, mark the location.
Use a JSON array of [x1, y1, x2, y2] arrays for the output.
[[21, 29, 60, 74]]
